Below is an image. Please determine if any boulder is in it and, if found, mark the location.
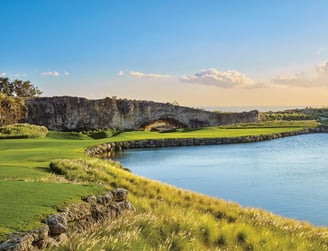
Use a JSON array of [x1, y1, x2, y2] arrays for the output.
[[47, 213, 68, 235], [112, 188, 128, 202]]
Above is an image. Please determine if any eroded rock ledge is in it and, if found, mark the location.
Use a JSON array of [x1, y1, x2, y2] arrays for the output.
[[0, 188, 135, 251], [23, 96, 261, 131], [85, 127, 328, 158]]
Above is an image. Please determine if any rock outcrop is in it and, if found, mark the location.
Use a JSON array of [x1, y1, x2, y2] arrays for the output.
[[0, 188, 135, 251], [23, 96, 260, 131]]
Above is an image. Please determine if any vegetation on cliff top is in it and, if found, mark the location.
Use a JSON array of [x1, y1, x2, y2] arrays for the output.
[[0, 77, 42, 127], [0, 77, 42, 97], [261, 107, 328, 122], [0, 93, 26, 126], [0, 123, 327, 250]]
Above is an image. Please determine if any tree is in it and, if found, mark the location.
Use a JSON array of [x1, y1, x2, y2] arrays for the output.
[[0, 92, 27, 126], [0, 77, 13, 96], [0, 77, 42, 97]]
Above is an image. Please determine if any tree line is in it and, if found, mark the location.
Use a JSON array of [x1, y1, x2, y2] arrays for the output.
[[0, 77, 42, 97]]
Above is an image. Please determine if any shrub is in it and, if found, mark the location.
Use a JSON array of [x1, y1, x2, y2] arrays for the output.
[[0, 123, 48, 139]]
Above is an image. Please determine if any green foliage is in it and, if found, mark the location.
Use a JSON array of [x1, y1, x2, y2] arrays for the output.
[[0, 123, 48, 139], [0, 77, 42, 97], [218, 120, 319, 129], [261, 111, 312, 121], [320, 120, 328, 128], [0, 93, 27, 126], [302, 107, 328, 119], [261, 108, 328, 123], [85, 129, 119, 139]]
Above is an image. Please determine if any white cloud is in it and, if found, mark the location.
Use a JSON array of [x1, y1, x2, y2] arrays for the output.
[[118, 71, 124, 77], [40, 71, 60, 77], [129, 70, 169, 79], [64, 71, 70, 76], [180, 68, 260, 88], [271, 60, 328, 88], [12, 73, 26, 77], [316, 60, 328, 74], [0, 72, 6, 77]]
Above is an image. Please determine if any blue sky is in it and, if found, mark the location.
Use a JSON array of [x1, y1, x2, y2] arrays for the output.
[[1, 1, 328, 107]]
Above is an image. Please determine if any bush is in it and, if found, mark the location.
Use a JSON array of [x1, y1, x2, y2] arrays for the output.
[[0, 123, 48, 139]]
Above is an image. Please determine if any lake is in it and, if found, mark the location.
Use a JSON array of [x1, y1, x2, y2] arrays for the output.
[[115, 133, 328, 226]]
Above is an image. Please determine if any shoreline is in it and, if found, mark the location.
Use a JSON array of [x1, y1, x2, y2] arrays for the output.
[[85, 127, 328, 158], [3, 127, 328, 250]]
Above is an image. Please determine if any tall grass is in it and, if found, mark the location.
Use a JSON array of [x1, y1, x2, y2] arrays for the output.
[[49, 159, 328, 251]]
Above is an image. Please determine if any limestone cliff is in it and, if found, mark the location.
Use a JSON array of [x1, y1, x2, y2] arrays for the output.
[[24, 96, 260, 131]]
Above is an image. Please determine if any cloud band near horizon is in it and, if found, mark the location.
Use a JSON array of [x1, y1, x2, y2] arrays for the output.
[[121, 60, 328, 89]]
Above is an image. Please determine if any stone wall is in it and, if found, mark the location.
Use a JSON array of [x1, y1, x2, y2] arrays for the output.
[[23, 96, 261, 131]]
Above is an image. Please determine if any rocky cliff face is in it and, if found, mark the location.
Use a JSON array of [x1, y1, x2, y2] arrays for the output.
[[24, 96, 260, 131]]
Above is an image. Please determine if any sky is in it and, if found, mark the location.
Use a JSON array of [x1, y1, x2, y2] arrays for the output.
[[1, 0, 328, 108]]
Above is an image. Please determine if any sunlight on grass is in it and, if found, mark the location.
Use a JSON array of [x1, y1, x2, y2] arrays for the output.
[[49, 159, 328, 251], [0, 180, 104, 240], [0, 123, 327, 250]]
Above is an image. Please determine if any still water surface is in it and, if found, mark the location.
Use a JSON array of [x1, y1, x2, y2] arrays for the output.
[[116, 134, 328, 226]]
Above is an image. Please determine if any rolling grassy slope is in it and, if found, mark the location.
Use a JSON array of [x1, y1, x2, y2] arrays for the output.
[[1, 123, 327, 250]]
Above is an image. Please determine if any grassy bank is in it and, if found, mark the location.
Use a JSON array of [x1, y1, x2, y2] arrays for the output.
[[49, 159, 328, 251], [1, 123, 327, 250]]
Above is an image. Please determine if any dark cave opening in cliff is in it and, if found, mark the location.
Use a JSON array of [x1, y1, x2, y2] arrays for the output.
[[141, 118, 186, 132]]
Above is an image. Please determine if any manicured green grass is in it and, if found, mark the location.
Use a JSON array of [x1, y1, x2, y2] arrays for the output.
[[0, 138, 92, 179], [46, 131, 91, 140], [108, 127, 307, 142], [0, 180, 104, 239], [0, 123, 326, 250], [0, 126, 308, 179]]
